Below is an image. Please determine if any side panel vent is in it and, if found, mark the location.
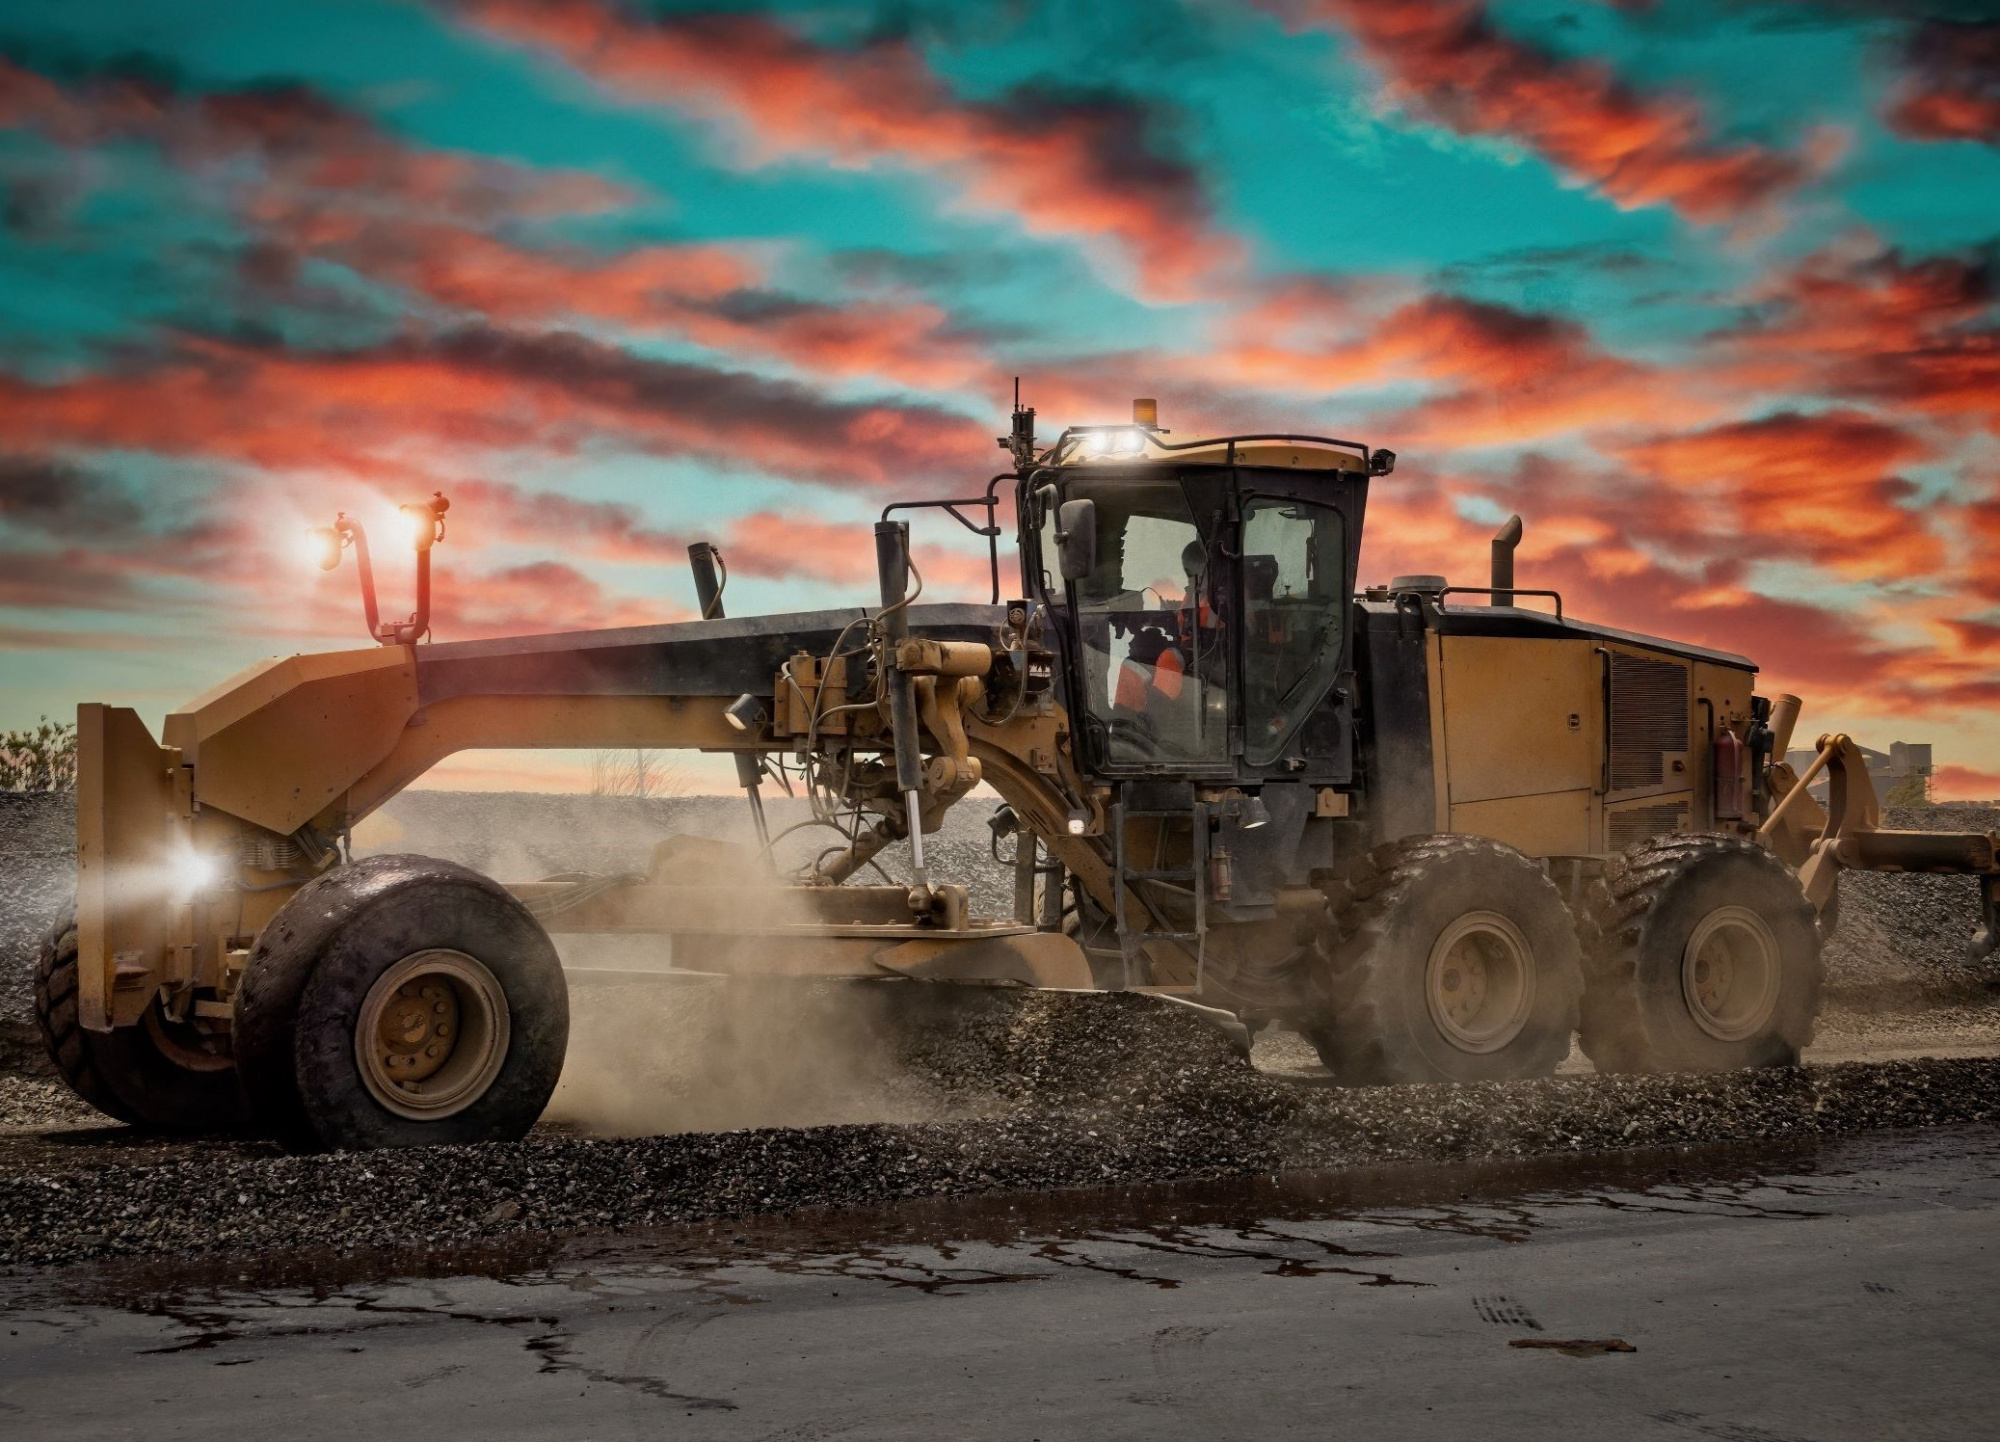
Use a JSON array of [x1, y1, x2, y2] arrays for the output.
[[1609, 801, 1691, 852], [1609, 652, 1689, 792]]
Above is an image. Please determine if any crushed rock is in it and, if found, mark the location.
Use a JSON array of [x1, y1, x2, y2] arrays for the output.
[[1821, 804, 2000, 997], [1, 988, 1993, 1268], [0, 792, 72, 1073]]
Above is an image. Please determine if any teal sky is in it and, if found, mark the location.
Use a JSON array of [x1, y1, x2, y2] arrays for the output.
[[1, 0, 1997, 793]]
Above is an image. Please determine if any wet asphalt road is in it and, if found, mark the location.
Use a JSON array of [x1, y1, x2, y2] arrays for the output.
[[2, 1125, 1997, 1441]]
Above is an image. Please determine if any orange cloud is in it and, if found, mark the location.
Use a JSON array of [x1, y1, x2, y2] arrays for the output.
[[1715, 240, 2000, 434], [430, 558, 676, 637], [1208, 281, 1711, 445], [1605, 410, 1943, 581], [451, 0, 1241, 298], [1271, 0, 1833, 224], [0, 58, 1007, 397], [1885, 21, 2000, 147], [0, 329, 991, 492], [1933, 764, 2000, 802]]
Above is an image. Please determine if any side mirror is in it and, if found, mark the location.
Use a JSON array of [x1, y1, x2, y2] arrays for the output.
[[1056, 498, 1097, 581]]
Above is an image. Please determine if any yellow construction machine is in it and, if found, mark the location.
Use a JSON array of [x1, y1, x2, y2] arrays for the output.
[[38, 402, 2000, 1148]]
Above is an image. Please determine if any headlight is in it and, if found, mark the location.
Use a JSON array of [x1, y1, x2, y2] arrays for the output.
[[170, 849, 220, 898], [724, 693, 769, 733], [1086, 428, 1146, 457]]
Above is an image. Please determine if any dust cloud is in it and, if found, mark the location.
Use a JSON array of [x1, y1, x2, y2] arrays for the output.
[[353, 787, 1028, 1138], [520, 822, 985, 1138], [542, 972, 999, 1137]]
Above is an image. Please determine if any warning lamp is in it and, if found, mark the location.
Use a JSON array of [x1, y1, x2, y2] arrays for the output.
[[399, 491, 450, 552], [1132, 397, 1158, 427], [309, 492, 451, 646], [306, 525, 343, 572]]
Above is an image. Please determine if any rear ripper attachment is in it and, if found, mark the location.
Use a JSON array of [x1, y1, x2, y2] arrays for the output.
[[44, 399, 1998, 1148]]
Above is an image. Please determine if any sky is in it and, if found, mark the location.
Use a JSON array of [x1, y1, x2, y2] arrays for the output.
[[0, 0, 1996, 796]]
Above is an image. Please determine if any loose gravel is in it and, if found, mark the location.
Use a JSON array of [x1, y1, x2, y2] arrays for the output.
[[2, 988, 1994, 1268], [0, 792, 72, 1075]]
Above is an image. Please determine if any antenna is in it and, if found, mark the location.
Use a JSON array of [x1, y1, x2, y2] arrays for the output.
[[999, 375, 1037, 471]]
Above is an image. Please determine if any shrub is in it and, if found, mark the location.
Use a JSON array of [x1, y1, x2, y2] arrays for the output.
[[0, 716, 77, 791]]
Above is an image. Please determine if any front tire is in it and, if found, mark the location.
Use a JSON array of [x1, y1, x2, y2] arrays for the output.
[[34, 903, 247, 1132], [1308, 835, 1583, 1085], [235, 855, 568, 1151], [1578, 834, 1821, 1073]]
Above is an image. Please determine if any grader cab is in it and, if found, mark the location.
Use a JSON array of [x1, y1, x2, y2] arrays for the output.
[[41, 401, 2000, 1150]]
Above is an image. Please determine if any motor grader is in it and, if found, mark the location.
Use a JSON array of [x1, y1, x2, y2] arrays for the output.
[[38, 401, 2000, 1150]]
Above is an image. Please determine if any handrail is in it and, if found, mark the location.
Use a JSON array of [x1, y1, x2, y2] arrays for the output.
[[880, 473, 1009, 604], [1435, 585, 1564, 621]]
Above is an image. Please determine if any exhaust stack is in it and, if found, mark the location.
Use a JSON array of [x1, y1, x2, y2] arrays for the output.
[[1491, 514, 1523, 606]]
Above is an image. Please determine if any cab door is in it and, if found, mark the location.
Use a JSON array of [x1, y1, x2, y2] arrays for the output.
[[1235, 486, 1357, 783]]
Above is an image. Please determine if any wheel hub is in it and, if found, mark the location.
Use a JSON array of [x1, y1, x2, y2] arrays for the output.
[[1425, 911, 1536, 1054], [1681, 906, 1781, 1042], [355, 950, 511, 1121]]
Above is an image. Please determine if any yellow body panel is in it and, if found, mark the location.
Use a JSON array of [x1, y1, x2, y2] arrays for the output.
[[1437, 635, 1599, 807], [1428, 634, 1600, 856], [1450, 791, 1596, 857], [74, 705, 177, 1031], [163, 646, 418, 836]]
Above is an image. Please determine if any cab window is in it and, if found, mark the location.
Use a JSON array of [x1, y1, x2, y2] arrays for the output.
[[1068, 479, 1228, 768], [1241, 496, 1345, 765]]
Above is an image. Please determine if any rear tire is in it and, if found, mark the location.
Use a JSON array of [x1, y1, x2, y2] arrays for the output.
[[1578, 834, 1821, 1073], [34, 903, 247, 1132], [1308, 835, 1583, 1085], [235, 855, 568, 1151]]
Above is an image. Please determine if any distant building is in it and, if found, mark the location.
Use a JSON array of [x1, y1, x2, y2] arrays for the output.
[[1786, 741, 1932, 802]]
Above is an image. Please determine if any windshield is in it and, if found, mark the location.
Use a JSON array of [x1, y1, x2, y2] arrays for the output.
[[1064, 477, 1228, 768]]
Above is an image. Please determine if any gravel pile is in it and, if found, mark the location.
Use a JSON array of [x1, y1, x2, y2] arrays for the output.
[[0, 793, 72, 1074], [0, 1074, 100, 1132], [1822, 804, 2000, 997], [1, 985, 1993, 1267]]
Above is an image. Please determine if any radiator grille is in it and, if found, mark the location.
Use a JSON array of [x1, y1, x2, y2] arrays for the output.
[[1609, 652, 1689, 792], [1609, 802, 1690, 852]]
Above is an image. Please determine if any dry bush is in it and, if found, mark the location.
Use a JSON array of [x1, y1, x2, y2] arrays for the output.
[[0, 717, 76, 792]]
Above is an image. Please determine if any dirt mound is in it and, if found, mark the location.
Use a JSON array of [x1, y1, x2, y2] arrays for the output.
[[1821, 804, 2000, 997]]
